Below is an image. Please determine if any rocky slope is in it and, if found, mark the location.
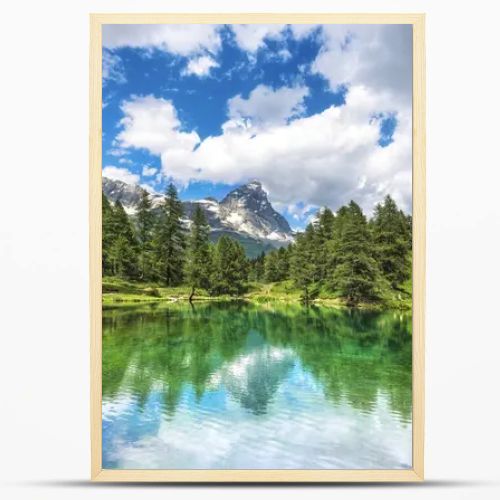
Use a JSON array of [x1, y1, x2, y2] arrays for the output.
[[102, 177, 294, 256]]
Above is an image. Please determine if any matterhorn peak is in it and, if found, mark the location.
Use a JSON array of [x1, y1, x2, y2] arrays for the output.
[[246, 180, 263, 190]]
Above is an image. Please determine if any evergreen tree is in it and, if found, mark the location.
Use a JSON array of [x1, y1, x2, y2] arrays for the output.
[[102, 193, 115, 276], [108, 200, 139, 279], [314, 208, 335, 282], [248, 251, 266, 282], [329, 201, 382, 304], [136, 189, 155, 281], [185, 205, 212, 301], [276, 246, 290, 281], [290, 224, 317, 301], [211, 236, 248, 296], [264, 250, 280, 282], [152, 183, 186, 286], [371, 195, 411, 288]]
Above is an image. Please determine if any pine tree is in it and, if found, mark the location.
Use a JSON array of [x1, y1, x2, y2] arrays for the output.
[[211, 236, 248, 296], [264, 250, 280, 282], [102, 193, 115, 276], [136, 189, 155, 281], [290, 224, 317, 301], [108, 200, 139, 279], [152, 183, 186, 286], [185, 205, 212, 301], [276, 246, 290, 281], [329, 201, 382, 304], [249, 251, 266, 282], [371, 195, 411, 288], [314, 207, 335, 282]]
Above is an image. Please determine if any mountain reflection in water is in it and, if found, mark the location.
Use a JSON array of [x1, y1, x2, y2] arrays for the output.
[[102, 302, 412, 469]]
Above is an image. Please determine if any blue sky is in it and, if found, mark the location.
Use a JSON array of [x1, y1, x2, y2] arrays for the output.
[[102, 24, 412, 228]]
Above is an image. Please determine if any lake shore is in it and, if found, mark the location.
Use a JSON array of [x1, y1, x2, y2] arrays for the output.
[[102, 278, 411, 311]]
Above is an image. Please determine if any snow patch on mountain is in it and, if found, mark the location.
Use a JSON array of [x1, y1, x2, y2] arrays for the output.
[[102, 177, 294, 245]]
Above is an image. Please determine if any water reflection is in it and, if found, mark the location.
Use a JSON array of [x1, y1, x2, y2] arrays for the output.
[[102, 302, 412, 469]]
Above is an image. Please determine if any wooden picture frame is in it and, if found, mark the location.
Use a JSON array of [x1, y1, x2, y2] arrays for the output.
[[90, 13, 425, 482]]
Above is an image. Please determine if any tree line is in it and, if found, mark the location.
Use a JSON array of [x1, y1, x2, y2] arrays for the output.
[[103, 183, 412, 304]]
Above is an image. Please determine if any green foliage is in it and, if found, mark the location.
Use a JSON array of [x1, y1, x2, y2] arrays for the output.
[[290, 224, 317, 301], [102, 187, 412, 308], [314, 208, 335, 281], [185, 205, 212, 299], [102, 193, 115, 275], [152, 183, 186, 286], [136, 189, 155, 280], [210, 235, 248, 296], [371, 195, 412, 288], [248, 251, 265, 282], [103, 199, 139, 279], [329, 201, 383, 304]]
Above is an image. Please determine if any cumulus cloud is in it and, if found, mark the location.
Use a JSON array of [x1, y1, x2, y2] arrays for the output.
[[311, 24, 412, 105], [153, 85, 411, 214], [102, 166, 140, 184], [116, 95, 200, 156], [103, 24, 222, 57], [182, 55, 219, 77], [142, 165, 158, 176], [109, 24, 412, 217], [226, 85, 309, 131], [230, 24, 286, 53], [289, 24, 320, 40], [102, 49, 126, 84]]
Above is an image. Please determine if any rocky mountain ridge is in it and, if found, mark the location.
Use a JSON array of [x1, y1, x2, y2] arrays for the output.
[[102, 177, 294, 255]]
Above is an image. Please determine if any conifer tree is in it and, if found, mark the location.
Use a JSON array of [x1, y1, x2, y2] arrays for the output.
[[108, 200, 139, 279], [290, 224, 317, 301], [276, 246, 290, 281], [264, 250, 280, 282], [136, 189, 155, 281], [330, 201, 382, 304], [152, 183, 186, 286], [102, 193, 115, 276], [211, 236, 248, 296], [314, 207, 335, 282], [185, 205, 212, 301], [371, 195, 411, 288], [249, 251, 266, 282]]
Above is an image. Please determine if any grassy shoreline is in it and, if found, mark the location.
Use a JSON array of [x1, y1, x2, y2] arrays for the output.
[[102, 278, 411, 310]]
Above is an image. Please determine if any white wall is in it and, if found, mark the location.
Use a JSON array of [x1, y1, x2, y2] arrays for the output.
[[1, 1, 499, 499]]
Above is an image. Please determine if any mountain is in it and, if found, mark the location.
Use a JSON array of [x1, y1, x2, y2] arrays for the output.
[[102, 177, 294, 257]]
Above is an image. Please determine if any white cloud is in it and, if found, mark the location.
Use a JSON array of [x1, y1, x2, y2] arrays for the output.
[[140, 183, 158, 194], [231, 24, 286, 53], [103, 24, 222, 57], [109, 24, 413, 216], [182, 55, 219, 77], [116, 95, 200, 156], [311, 25, 412, 105], [103, 49, 126, 84], [227, 85, 309, 131], [142, 165, 158, 176], [155, 85, 411, 214], [102, 166, 140, 185], [289, 24, 320, 40]]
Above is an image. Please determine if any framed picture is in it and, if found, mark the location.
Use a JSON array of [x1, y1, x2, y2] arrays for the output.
[[90, 13, 425, 482]]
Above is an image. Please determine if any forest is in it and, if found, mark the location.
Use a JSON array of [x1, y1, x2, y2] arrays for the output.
[[103, 183, 412, 307]]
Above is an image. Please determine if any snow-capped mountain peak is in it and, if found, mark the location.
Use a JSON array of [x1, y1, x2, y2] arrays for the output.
[[102, 177, 294, 250]]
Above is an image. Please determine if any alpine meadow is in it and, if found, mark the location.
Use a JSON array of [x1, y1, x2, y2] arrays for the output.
[[100, 22, 415, 471]]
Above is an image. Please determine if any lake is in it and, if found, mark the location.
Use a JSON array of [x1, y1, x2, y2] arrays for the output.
[[102, 302, 412, 469]]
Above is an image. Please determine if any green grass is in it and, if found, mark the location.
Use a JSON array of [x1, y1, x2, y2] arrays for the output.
[[102, 277, 212, 305], [102, 277, 412, 310]]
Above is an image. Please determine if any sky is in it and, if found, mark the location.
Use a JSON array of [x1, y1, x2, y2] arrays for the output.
[[102, 23, 412, 229]]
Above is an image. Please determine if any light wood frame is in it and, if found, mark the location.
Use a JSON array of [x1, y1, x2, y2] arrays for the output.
[[90, 13, 425, 482]]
